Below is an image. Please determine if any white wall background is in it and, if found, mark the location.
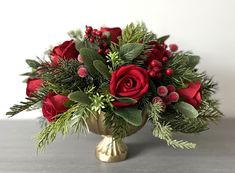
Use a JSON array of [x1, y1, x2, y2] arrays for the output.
[[0, 0, 234, 119]]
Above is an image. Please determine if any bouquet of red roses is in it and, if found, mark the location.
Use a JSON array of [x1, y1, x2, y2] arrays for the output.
[[7, 23, 223, 157]]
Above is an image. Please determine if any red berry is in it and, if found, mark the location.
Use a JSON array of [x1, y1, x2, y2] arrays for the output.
[[168, 92, 179, 102], [105, 49, 110, 54], [98, 49, 103, 54], [150, 60, 162, 67], [157, 86, 168, 97], [152, 96, 162, 104], [77, 54, 84, 63], [169, 44, 178, 52], [162, 57, 168, 62], [92, 29, 98, 35], [149, 70, 156, 77], [166, 50, 172, 57], [85, 30, 91, 35], [152, 66, 161, 73], [152, 96, 166, 110], [86, 26, 93, 32], [89, 37, 95, 43], [166, 68, 173, 76], [95, 31, 102, 37], [166, 84, 175, 93], [77, 66, 88, 78]]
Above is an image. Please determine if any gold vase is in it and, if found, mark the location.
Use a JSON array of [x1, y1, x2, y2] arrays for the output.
[[86, 110, 148, 162]]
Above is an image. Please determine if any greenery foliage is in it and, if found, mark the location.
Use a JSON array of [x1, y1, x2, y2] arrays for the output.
[[6, 22, 223, 152]]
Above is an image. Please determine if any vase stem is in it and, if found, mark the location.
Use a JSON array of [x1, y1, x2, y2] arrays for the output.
[[96, 135, 127, 162]]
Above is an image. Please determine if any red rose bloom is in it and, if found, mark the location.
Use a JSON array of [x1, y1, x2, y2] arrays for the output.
[[26, 78, 43, 97], [42, 93, 69, 122], [110, 65, 149, 107], [51, 40, 79, 65], [100, 27, 122, 44], [178, 82, 201, 108]]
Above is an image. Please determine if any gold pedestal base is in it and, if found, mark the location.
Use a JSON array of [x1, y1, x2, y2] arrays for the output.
[[96, 136, 127, 162]]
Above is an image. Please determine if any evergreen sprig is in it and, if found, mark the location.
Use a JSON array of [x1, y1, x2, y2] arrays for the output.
[[37, 103, 92, 151], [167, 52, 203, 88], [148, 103, 196, 149], [6, 87, 49, 117], [40, 59, 91, 94]]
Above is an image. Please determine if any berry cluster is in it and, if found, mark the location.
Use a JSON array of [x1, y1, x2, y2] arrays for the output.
[[147, 60, 162, 78], [146, 42, 178, 78], [152, 84, 179, 107], [85, 26, 110, 55]]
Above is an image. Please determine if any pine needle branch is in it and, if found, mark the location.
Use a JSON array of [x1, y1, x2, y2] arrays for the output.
[[36, 103, 91, 152], [6, 87, 49, 117], [148, 103, 196, 149]]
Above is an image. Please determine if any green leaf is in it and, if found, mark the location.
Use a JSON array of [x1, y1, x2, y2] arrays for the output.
[[114, 107, 142, 126], [113, 96, 137, 104], [93, 60, 111, 79], [119, 43, 144, 61], [64, 100, 76, 107], [75, 40, 85, 51], [157, 35, 170, 43], [187, 55, 200, 68], [26, 59, 40, 69], [68, 91, 91, 105], [176, 101, 199, 118], [79, 48, 103, 77]]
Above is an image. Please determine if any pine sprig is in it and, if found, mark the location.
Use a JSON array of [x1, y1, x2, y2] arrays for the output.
[[167, 52, 203, 87], [148, 103, 196, 149], [41, 59, 92, 94], [6, 87, 49, 117], [36, 103, 91, 151]]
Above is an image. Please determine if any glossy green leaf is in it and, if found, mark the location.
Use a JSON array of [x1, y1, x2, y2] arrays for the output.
[[114, 107, 142, 126]]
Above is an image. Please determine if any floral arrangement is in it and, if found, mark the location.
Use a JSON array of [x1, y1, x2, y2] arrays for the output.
[[7, 23, 223, 150]]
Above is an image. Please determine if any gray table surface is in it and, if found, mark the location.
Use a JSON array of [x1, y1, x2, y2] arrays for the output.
[[0, 119, 234, 173]]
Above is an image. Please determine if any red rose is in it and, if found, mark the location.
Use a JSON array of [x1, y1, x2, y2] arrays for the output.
[[100, 27, 122, 44], [110, 65, 149, 107], [178, 82, 201, 108], [42, 93, 69, 122], [26, 78, 43, 97], [51, 40, 79, 65]]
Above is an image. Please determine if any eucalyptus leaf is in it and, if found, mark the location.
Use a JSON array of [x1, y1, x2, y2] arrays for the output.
[[93, 60, 111, 79], [187, 55, 200, 68], [113, 96, 137, 104], [119, 43, 144, 62], [79, 48, 103, 77], [157, 35, 170, 43], [114, 107, 142, 126], [176, 101, 199, 118], [26, 59, 40, 69], [68, 91, 91, 105]]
